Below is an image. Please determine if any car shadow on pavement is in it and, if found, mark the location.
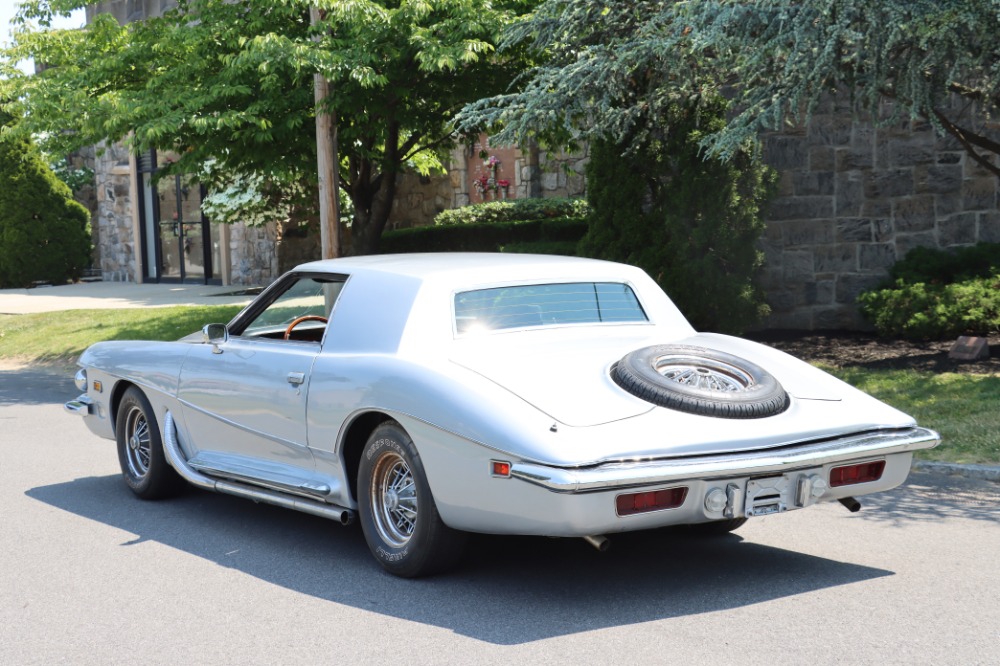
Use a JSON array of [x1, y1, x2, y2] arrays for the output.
[[27, 473, 895, 645], [852, 471, 1000, 526]]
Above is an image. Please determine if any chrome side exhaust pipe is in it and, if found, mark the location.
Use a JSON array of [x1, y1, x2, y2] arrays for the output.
[[583, 535, 610, 552], [163, 412, 355, 525]]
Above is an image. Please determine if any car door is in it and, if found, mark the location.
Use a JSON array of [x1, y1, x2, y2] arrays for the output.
[[176, 274, 345, 478]]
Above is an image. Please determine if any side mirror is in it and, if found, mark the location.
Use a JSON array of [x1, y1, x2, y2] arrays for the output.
[[202, 323, 229, 354]]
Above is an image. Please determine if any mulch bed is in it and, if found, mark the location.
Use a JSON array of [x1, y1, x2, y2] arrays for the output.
[[748, 330, 1000, 375]]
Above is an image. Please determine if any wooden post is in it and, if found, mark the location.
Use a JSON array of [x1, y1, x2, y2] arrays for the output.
[[311, 7, 340, 260]]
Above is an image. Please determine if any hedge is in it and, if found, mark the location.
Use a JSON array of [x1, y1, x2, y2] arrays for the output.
[[433, 197, 590, 226], [379, 216, 587, 254]]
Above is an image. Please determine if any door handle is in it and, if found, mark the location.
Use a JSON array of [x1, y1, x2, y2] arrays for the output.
[[287, 372, 306, 386]]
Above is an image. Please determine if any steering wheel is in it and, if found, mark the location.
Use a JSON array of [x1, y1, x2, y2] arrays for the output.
[[284, 315, 328, 340]]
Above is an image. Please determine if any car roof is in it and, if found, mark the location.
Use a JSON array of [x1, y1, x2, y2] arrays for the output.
[[295, 253, 646, 286]]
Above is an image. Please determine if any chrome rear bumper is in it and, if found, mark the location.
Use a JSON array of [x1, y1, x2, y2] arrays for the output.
[[510, 426, 940, 493]]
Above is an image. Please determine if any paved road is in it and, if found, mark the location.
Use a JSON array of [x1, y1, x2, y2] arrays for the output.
[[2, 368, 999, 665]]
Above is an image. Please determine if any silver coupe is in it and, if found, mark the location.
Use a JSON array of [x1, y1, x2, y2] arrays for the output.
[[66, 253, 939, 577]]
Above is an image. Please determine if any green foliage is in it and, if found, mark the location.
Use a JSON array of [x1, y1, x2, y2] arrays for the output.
[[434, 197, 589, 226], [887, 243, 1000, 284], [858, 242, 1000, 339], [499, 240, 579, 256], [460, 0, 1000, 173], [2, 0, 537, 255], [380, 216, 587, 253], [577, 100, 775, 334], [0, 112, 91, 288], [858, 278, 1000, 340]]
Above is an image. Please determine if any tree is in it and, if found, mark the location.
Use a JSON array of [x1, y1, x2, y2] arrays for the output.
[[1, 0, 535, 255], [0, 110, 91, 289], [461, 0, 1000, 175], [579, 100, 774, 333], [458, 1, 774, 332]]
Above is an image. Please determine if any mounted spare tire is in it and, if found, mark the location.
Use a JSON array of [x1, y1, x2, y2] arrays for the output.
[[612, 345, 789, 419]]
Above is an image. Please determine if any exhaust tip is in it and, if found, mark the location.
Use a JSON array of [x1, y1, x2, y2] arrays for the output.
[[838, 496, 862, 513], [582, 535, 610, 552]]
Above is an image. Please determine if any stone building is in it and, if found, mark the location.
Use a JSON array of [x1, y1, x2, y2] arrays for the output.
[[79, 1, 997, 328]]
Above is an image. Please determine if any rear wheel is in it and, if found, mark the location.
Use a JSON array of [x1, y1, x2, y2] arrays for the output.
[[358, 421, 466, 577], [115, 386, 182, 499]]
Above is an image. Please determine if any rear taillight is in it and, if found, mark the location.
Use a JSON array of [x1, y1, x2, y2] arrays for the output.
[[829, 460, 886, 487], [616, 487, 688, 516]]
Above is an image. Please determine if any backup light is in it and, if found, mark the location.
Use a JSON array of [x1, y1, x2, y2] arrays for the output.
[[616, 487, 688, 516], [705, 488, 728, 513], [830, 460, 886, 487]]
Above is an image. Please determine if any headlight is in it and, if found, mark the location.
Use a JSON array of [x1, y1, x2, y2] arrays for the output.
[[74, 368, 87, 392]]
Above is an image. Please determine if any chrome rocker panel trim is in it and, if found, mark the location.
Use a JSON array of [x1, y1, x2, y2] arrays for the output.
[[510, 427, 940, 494], [162, 412, 355, 525]]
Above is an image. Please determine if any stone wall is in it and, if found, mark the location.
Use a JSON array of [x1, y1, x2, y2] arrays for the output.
[[758, 98, 1000, 329], [92, 142, 138, 282], [229, 222, 278, 285]]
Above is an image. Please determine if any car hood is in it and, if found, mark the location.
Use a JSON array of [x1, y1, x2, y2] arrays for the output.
[[449, 331, 915, 463]]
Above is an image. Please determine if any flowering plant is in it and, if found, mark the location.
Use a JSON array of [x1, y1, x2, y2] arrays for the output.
[[473, 155, 511, 200]]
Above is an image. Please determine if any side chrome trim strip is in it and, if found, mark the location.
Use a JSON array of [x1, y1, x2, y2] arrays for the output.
[[177, 397, 303, 451], [510, 427, 940, 494]]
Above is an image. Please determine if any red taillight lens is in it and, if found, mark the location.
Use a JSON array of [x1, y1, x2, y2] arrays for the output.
[[615, 487, 688, 516], [829, 460, 886, 487]]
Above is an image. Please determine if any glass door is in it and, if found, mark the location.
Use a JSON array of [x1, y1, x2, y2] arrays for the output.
[[137, 151, 216, 284]]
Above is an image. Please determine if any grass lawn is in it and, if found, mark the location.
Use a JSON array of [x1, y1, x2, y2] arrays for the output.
[[0, 305, 244, 366], [1, 306, 997, 464], [827, 367, 1000, 465]]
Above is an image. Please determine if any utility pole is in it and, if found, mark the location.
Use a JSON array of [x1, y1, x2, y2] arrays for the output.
[[311, 7, 340, 260]]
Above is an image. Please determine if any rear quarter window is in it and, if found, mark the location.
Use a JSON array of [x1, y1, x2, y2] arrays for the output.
[[454, 282, 647, 334]]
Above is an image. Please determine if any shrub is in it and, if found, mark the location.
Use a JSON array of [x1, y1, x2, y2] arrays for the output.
[[858, 242, 1000, 339], [577, 98, 775, 334], [381, 216, 586, 253], [0, 112, 91, 288], [433, 197, 590, 226], [887, 242, 1000, 284], [380, 216, 587, 253]]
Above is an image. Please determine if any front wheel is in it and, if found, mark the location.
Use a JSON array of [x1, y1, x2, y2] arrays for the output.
[[115, 386, 183, 499], [357, 421, 466, 577]]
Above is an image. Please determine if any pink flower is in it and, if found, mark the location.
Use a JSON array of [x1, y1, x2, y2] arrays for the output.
[[498, 180, 510, 188]]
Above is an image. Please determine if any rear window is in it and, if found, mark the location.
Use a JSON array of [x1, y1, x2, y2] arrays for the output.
[[454, 282, 647, 334]]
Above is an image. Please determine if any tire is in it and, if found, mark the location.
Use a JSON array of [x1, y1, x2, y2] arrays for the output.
[[612, 344, 789, 419], [115, 386, 183, 499], [684, 518, 749, 535], [358, 421, 467, 578]]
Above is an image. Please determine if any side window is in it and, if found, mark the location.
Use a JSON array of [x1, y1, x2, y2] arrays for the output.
[[239, 277, 345, 341]]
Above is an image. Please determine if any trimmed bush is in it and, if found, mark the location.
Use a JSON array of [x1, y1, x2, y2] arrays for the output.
[[858, 242, 1000, 339], [577, 99, 775, 334], [380, 216, 587, 254], [433, 197, 590, 226], [0, 112, 91, 288]]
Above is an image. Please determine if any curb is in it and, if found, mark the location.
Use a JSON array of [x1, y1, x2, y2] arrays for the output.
[[913, 461, 1000, 483]]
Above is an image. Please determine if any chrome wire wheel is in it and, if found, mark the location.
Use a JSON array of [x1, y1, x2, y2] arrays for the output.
[[123, 405, 152, 479], [655, 355, 754, 393], [369, 451, 418, 548]]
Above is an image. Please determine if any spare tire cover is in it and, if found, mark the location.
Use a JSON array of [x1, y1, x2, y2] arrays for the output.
[[612, 344, 789, 419]]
